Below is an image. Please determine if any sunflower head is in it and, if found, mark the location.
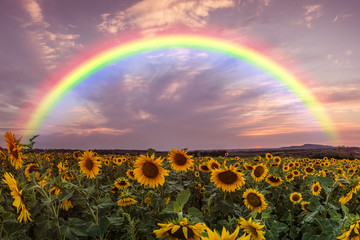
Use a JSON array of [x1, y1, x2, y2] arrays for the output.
[[114, 177, 130, 189], [304, 166, 315, 175], [199, 163, 211, 172], [238, 217, 265, 240], [134, 154, 169, 188], [265, 153, 273, 160], [243, 188, 267, 213], [290, 192, 302, 204], [78, 150, 102, 179], [168, 148, 194, 172], [311, 182, 322, 196], [266, 175, 283, 187], [301, 201, 312, 213], [117, 192, 137, 206], [153, 218, 206, 240], [251, 164, 268, 182], [207, 159, 220, 170], [211, 166, 246, 192], [338, 220, 360, 240], [126, 169, 136, 180]]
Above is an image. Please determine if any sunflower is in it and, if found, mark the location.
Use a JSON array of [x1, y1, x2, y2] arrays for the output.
[[61, 199, 73, 211], [251, 164, 268, 182], [2, 172, 32, 223], [167, 148, 194, 172], [301, 201, 312, 213], [134, 154, 169, 188], [285, 173, 294, 182], [265, 175, 283, 187], [290, 192, 302, 204], [273, 156, 281, 164], [202, 226, 240, 240], [311, 182, 322, 196], [338, 220, 360, 240], [114, 177, 130, 189], [24, 163, 39, 179], [50, 184, 62, 196], [4, 132, 23, 170], [153, 218, 206, 240], [265, 153, 273, 160], [317, 170, 326, 177], [303, 166, 315, 175], [339, 190, 353, 205], [238, 217, 265, 240], [292, 170, 300, 177], [126, 169, 136, 180], [283, 165, 290, 172], [78, 150, 102, 179], [208, 159, 220, 170], [117, 193, 137, 206], [199, 163, 211, 172], [195, 171, 200, 177], [243, 163, 253, 170], [211, 166, 246, 192], [243, 189, 267, 213]]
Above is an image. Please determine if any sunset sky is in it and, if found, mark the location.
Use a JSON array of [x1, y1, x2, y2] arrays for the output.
[[0, 0, 359, 150]]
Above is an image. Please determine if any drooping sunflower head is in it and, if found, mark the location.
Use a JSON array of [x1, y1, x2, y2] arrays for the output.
[[338, 220, 360, 240], [78, 150, 102, 179], [167, 148, 194, 172], [301, 201, 312, 213], [311, 182, 322, 196], [211, 166, 246, 192], [202, 226, 240, 240], [24, 163, 39, 179], [134, 154, 169, 188], [126, 169, 136, 180], [153, 218, 206, 240], [238, 217, 265, 240], [266, 175, 283, 187], [290, 192, 302, 204], [117, 192, 137, 207], [243, 188, 268, 213], [251, 164, 268, 182]]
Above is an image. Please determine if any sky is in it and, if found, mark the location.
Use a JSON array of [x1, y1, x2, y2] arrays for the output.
[[0, 0, 359, 150]]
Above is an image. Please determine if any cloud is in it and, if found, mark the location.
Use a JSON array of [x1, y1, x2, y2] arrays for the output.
[[303, 4, 322, 28], [22, 0, 44, 24], [97, 0, 235, 34]]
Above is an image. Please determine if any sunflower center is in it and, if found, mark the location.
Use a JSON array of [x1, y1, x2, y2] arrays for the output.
[[292, 194, 300, 202], [28, 165, 36, 173], [119, 180, 126, 185], [248, 226, 259, 237], [305, 167, 314, 173], [85, 158, 94, 170], [168, 226, 194, 240], [218, 170, 238, 185], [174, 153, 187, 166], [314, 185, 319, 192], [211, 163, 219, 169], [200, 165, 210, 171], [254, 166, 264, 177], [142, 162, 159, 178], [247, 193, 262, 207], [269, 176, 279, 183]]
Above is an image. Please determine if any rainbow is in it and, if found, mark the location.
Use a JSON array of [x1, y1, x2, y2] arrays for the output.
[[22, 33, 339, 141]]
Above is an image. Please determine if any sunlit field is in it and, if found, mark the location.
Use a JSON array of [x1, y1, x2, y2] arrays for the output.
[[1, 132, 359, 240]]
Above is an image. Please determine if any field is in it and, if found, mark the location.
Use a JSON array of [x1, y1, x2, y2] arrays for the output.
[[1, 132, 360, 240]]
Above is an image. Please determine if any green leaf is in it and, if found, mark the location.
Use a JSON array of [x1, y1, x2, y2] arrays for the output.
[[97, 196, 114, 209], [176, 188, 190, 208], [187, 207, 204, 221], [328, 208, 341, 221], [174, 202, 182, 213], [58, 189, 74, 202], [107, 216, 124, 226]]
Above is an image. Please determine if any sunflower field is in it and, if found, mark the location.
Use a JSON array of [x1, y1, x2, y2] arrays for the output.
[[1, 131, 360, 240]]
